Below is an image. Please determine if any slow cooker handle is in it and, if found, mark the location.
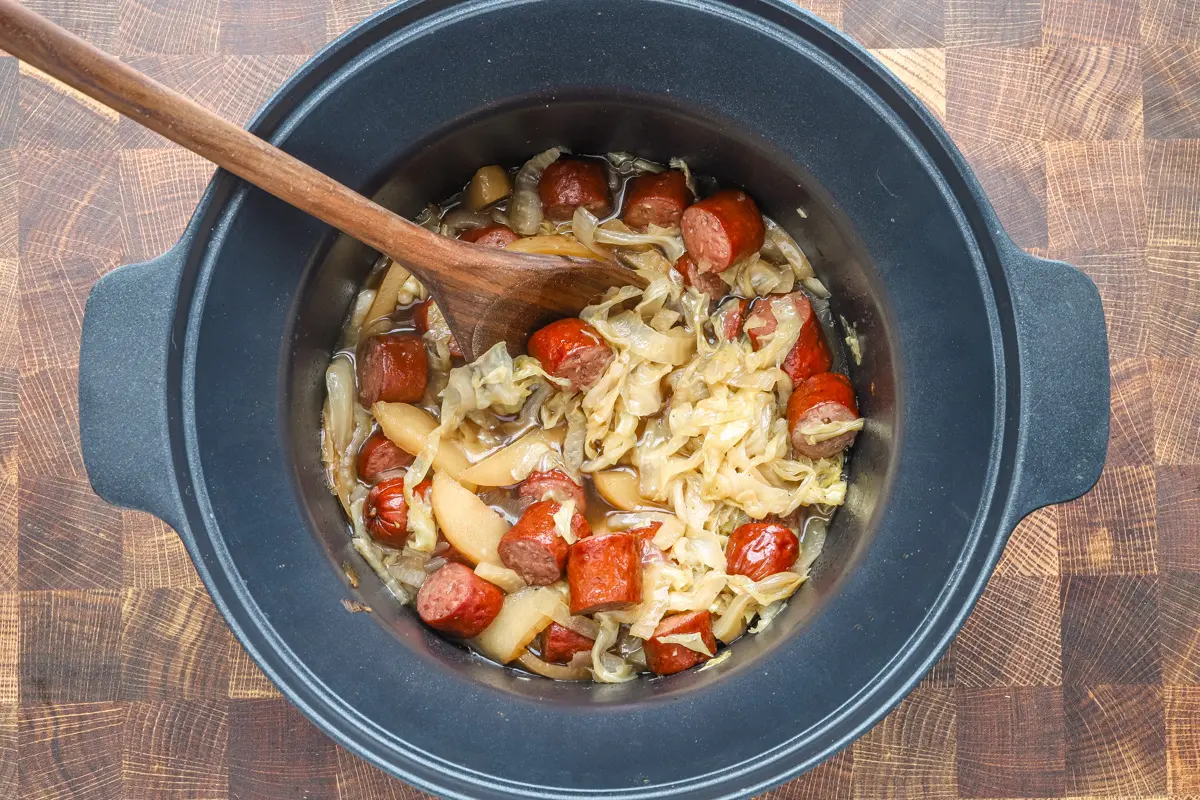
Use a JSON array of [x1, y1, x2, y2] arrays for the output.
[[1002, 241, 1109, 524], [79, 244, 189, 535]]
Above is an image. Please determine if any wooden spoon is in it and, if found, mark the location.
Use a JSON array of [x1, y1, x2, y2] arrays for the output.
[[0, 0, 645, 360]]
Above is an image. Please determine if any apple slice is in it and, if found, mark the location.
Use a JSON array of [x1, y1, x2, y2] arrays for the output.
[[430, 471, 507, 566], [592, 468, 642, 511], [473, 586, 557, 664], [459, 427, 565, 487], [372, 402, 471, 482]]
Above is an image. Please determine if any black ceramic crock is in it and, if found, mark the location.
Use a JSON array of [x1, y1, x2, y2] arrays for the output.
[[77, 0, 1110, 797]]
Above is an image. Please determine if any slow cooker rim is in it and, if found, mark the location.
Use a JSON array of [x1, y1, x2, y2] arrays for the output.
[[162, 0, 1025, 796]]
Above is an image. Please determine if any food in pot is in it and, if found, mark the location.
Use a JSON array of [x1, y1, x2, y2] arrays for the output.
[[320, 149, 865, 681], [680, 189, 765, 273], [539, 158, 612, 221], [623, 170, 692, 229]]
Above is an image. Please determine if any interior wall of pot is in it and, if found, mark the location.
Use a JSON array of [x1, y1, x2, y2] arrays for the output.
[[287, 95, 896, 695]]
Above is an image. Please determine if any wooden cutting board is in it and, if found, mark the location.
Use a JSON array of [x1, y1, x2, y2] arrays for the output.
[[3, 0, 1198, 796]]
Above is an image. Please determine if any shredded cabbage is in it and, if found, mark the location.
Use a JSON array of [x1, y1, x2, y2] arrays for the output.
[[657, 632, 714, 657], [697, 649, 732, 671], [589, 613, 637, 683], [761, 216, 815, 280], [668, 157, 697, 197], [572, 208, 685, 262], [327, 153, 859, 683], [404, 481, 438, 554], [551, 499, 579, 544], [794, 417, 865, 445], [750, 600, 789, 633]]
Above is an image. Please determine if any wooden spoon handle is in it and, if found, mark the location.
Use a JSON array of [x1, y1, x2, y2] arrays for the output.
[[0, 0, 434, 270]]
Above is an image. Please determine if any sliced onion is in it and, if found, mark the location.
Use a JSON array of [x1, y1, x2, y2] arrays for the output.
[[591, 219, 685, 262], [607, 152, 665, 174], [440, 207, 493, 235], [531, 587, 601, 639], [475, 562, 526, 593], [713, 592, 755, 644], [799, 517, 827, 571], [509, 147, 562, 235], [504, 234, 605, 260], [324, 356, 355, 454], [516, 651, 590, 681], [761, 216, 815, 280], [657, 632, 714, 656], [414, 204, 441, 232], [668, 157, 697, 197]]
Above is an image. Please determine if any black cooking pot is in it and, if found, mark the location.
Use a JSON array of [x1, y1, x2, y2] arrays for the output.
[[78, 0, 1109, 796]]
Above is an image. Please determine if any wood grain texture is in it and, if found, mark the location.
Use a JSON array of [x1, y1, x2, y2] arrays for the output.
[[2, 0, 1198, 796], [957, 687, 1066, 797]]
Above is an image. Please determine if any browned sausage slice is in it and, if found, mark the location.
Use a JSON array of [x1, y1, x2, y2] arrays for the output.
[[628, 522, 667, 564], [357, 333, 429, 406], [726, 521, 800, 581], [622, 170, 691, 229], [498, 500, 589, 585], [527, 318, 614, 391], [787, 372, 860, 459], [357, 430, 415, 484], [460, 224, 521, 249], [518, 469, 587, 512], [680, 189, 765, 273], [567, 532, 642, 615], [643, 610, 718, 675], [539, 159, 611, 221], [364, 476, 431, 549], [542, 622, 595, 664], [416, 562, 504, 638]]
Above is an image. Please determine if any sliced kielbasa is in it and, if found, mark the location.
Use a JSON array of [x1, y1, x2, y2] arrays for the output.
[[542, 622, 595, 664], [518, 469, 586, 512], [539, 159, 611, 221], [416, 562, 504, 638], [364, 475, 432, 549], [623, 169, 691, 229], [357, 333, 429, 406], [498, 500, 589, 585], [460, 224, 521, 249], [675, 253, 727, 299], [787, 372, 860, 459], [680, 189, 765, 273], [528, 318, 614, 391], [412, 298, 463, 358], [567, 532, 642, 615], [745, 292, 832, 384], [357, 430, 415, 484], [629, 522, 667, 564], [644, 610, 718, 675], [726, 521, 800, 581]]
